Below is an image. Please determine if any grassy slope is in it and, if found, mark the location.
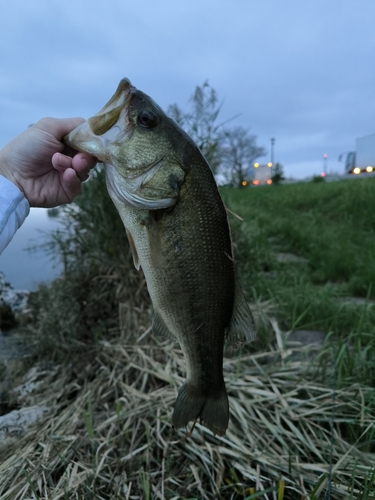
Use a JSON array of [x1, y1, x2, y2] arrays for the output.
[[226, 176, 375, 291], [224, 178, 375, 333], [224, 178, 375, 392], [1, 174, 375, 499]]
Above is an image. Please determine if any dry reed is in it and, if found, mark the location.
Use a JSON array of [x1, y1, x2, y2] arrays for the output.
[[0, 306, 374, 499]]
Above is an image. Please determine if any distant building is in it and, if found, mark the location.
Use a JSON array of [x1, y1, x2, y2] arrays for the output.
[[339, 133, 375, 175], [250, 162, 273, 185]]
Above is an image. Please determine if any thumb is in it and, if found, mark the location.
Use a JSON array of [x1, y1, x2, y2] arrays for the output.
[[34, 117, 86, 141]]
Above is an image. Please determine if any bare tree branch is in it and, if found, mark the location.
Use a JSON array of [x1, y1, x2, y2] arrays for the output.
[[220, 127, 266, 187]]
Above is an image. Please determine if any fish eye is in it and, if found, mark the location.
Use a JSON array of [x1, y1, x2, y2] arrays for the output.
[[138, 109, 156, 128]]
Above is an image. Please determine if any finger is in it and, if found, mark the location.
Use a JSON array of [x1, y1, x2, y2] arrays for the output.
[[52, 152, 73, 171], [61, 168, 82, 202], [72, 153, 97, 174], [56, 144, 85, 159]]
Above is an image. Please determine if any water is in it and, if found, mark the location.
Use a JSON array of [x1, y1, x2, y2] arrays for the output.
[[0, 208, 63, 290]]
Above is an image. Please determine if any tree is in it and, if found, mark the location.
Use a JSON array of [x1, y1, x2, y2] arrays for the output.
[[220, 127, 266, 187], [271, 162, 285, 185], [168, 82, 265, 182], [168, 82, 224, 174]]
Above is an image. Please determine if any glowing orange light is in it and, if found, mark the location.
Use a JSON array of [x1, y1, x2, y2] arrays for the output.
[[267, 179, 272, 184], [253, 180, 260, 185], [241, 180, 247, 186]]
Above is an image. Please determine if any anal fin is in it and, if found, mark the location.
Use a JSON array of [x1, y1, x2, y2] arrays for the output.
[[227, 279, 256, 347], [152, 311, 178, 342]]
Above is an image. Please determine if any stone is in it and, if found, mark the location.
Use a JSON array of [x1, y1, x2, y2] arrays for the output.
[[275, 253, 309, 264], [0, 272, 30, 313]]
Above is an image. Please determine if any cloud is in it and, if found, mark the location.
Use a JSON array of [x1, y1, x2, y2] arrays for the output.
[[1, 0, 374, 177]]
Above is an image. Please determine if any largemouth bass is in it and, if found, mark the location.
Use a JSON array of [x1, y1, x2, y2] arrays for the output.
[[65, 79, 256, 436]]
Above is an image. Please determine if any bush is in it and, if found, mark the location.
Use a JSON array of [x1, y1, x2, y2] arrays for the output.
[[23, 167, 149, 361], [311, 174, 325, 183]]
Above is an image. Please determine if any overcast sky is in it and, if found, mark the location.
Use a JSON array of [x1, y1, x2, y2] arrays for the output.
[[1, 0, 375, 179]]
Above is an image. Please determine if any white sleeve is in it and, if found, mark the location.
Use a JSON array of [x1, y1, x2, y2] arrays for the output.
[[0, 176, 30, 254]]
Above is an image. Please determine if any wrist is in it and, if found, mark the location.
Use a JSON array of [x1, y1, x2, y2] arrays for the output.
[[0, 148, 24, 195]]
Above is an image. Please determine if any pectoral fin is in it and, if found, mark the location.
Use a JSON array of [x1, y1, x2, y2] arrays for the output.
[[124, 214, 163, 272], [145, 214, 163, 269], [227, 280, 256, 347], [125, 229, 140, 271]]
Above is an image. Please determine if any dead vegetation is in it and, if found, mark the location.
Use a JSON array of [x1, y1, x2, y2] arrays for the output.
[[0, 305, 374, 499]]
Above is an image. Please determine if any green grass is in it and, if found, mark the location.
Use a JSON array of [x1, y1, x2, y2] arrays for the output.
[[224, 178, 375, 293], [2, 174, 375, 498], [222, 178, 375, 339]]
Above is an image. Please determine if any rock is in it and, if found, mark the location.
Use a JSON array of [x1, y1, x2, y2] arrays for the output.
[[0, 406, 49, 450], [0, 272, 30, 332], [275, 253, 309, 264], [338, 297, 375, 307], [0, 272, 30, 312], [285, 330, 325, 361], [286, 329, 325, 346]]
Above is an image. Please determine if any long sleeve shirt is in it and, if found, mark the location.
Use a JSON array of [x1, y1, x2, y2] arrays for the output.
[[0, 176, 30, 254]]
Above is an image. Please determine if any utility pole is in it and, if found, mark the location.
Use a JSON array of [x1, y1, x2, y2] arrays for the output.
[[270, 138, 275, 170], [323, 153, 328, 176]]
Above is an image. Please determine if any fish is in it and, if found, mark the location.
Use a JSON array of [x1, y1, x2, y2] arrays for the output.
[[65, 78, 256, 436]]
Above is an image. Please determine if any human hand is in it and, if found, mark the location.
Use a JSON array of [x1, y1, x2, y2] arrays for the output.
[[0, 117, 97, 208]]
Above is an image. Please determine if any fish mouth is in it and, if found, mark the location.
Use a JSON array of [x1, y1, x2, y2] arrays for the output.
[[64, 78, 134, 162]]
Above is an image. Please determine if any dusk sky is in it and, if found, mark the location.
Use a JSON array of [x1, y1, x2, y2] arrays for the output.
[[1, 0, 375, 179]]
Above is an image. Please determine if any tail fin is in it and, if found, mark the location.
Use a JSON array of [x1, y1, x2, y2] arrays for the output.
[[172, 383, 229, 436]]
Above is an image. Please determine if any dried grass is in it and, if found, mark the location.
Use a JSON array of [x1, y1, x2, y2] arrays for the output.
[[0, 308, 374, 499]]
